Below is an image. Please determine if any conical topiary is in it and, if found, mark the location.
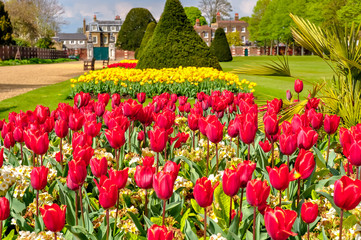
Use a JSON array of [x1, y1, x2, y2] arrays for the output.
[[210, 28, 233, 62], [135, 22, 156, 59], [136, 0, 221, 70]]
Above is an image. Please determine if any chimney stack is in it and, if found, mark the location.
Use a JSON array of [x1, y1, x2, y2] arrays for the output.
[[83, 19, 86, 35], [93, 14, 97, 22], [115, 15, 121, 20], [216, 12, 221, 23], [235, 13, 239, 21], [196, 18, 200, 27]]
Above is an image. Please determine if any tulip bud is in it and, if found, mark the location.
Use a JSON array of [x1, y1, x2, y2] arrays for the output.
[[137, 92, 146, 104], [148, 127, 168, 153], [237, 160, 256, 188], [68, 160, 87, 186], [193, 177, 219, 208], [90, 157, 108, 178], [301, 202, 318, 224], [222, 167, 241, 197], [163, 161, 180, 183], [153, 171, 175, 200], [286, 90, 292, 100], [324, 114, 340, 135], [40, 204, 66, 233], [105, 128, 126, 149], [294, 79, 303, 93], [0, 197, 10, 221], [30, 166, 49, 190]]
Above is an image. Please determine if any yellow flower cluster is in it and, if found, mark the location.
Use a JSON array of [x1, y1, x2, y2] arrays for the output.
[[119, 59, 138, 64], [70, 66, 255, 91]]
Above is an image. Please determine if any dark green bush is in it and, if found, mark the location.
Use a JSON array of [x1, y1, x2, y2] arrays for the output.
[[210, 28, 233, 62], [135, 22, 156, 59], [136, 0, 221, 70]]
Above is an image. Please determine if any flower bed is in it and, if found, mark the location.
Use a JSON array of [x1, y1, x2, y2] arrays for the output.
[[107, 59, 138, 69], [0, 83, 360, 240], [70, 67, 256, 98]]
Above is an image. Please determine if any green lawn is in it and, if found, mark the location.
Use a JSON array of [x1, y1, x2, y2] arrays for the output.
[[0, 56, 334, 120], [220, 56, 334, 101]]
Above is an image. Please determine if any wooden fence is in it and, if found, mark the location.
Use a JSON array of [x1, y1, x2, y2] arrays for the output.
[[0, 45, 67, 60]]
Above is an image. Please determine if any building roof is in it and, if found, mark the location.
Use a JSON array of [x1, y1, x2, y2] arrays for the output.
[[90, 20, 122, 26], [54, 33, 87, 41]]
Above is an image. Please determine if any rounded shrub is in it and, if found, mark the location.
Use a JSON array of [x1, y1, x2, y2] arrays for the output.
[[210, 28, 233, 62]]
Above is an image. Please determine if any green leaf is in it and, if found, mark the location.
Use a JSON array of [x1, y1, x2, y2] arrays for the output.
[[65, 225, 98, 240], [3, 229, 14, 240], [191, 199, 204, 214], [343, 214, 358, 229], [128, 211, 147, 236], [184, 220, 198, 240], [34, 214, 45, 233], [143, 215, 154, 229], [322, 227, 329, 240], [213, 183, 231, 228]]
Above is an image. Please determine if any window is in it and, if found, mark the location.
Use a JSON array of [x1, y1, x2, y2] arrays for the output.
[[102, 26, 107, 31], [62, 41, 66, 44], [241, 36, 246, 43], [198, 32, 201, 36], [70, 40, 76, 45], [92, 25, 97, 31], [103, 36, 108, 44], [204, 32, 209, 38], [111, 26, 116, 32], [79, 41, 85, 44], [232, 27, 236, 32], [241, 27, 246, 33], [92, 36, 97, 44], [223, 27, 227, 33], [211, 32, 215, 38]]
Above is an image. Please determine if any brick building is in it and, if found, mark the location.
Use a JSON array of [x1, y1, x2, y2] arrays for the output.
[[84, 15, 123, 60], [194, 13, 250, 46]]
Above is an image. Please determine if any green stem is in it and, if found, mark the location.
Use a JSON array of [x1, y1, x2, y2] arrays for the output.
[[339, 209, 344, 240], [206, 139, 209, 176], [36, 190, 39, 216], [106, 209, 110, 240], [204, 207, 207, 240], [326, 135, 331, 163], [79, 187, 85, 226], [162, 200, 166, 226], [75, 190, 78, 225], [229, 196, 233, 226], [253, 207, 257, 240], [113, 189, 120, 235], [216, 143, 219, 173]]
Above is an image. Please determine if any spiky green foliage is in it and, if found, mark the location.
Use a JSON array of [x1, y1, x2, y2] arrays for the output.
[[0, 1, 13, 45], [210, 28, 232, 62], [231, 55, 291, 76], [136, 0, 221, 70], [116, 8, 156, 51], [135, 22, 156, 59]]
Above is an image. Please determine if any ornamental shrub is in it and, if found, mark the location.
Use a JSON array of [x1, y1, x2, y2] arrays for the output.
[[136, 0, 221, 70], [116, 8, 156, 51], [135, 22, 156, 59], [0, 1, 13, 45], [210, 28, 233, 62]]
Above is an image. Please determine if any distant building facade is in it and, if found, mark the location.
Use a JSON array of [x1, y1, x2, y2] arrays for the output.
[[194, 13, 250, 46], [52, 33, 87, 50], [84, 15, 123, 60]]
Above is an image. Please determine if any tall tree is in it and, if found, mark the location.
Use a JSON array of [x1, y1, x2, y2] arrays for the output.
[[116, 8, 156, 51], [0, 1, 13, 45], [248, 0, 270, 43], [184, 6, 207, 26], [199, 0, 232, 24], [4, 0, 64, 44], [337, 0, 361, 28]]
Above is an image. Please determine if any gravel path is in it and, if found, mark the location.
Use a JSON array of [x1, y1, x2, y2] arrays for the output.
[[0, 61, 108, 102]]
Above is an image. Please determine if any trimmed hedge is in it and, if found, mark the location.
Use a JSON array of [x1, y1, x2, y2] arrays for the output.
[[136, 0, 221, 70], [135, 22, 156, 59], [210, 28, 233, 62]]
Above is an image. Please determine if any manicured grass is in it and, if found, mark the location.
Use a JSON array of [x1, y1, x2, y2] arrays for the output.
[[0, 56, 334, 119], [220, 56, 334, 101]]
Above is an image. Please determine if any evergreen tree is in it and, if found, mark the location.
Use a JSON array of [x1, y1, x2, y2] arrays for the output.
[[0, 1, 13, 45], [210, 28, 232, 62], [137, 0, 221, 70], [135, 22, 156, 59], [116, 8, 156, 51]]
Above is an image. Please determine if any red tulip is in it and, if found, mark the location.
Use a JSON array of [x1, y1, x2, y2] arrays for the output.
[[55, 119, 68, 139], [25, 130, 49, 155], [246, 179, 270, 207], [95, 101, 106, 117], [294, 149, 315, 180], [237, 161, 256, 188], [30, 166, 49, 190], [170, 93, 178, 103], [301, 202, 318, 224], [148, 127, 168, 153], [223, 167, 240, 197], [137, 131, 145, 142], [163, 161, 180, 183], [109, 168, 129, 190], [3, 133, 15, 149], [307, 109, 323, 130], [239, 113, 258, 144], [147, 224, 174, 240], [74, 92, 90, 108], [349, 139, 361, 166], [68, 112, 84, 132], [153, 110, 175, 130], [94, 175, 118, 209], [227, 119, 239, 138], [106, 114, 130, 131], [279, 133, 297, 156], [1, 122, 14, 139], [135, 162, 155, 189], [84, 121, 101, 138], [123, 99, 142, 119], [40, 204, 66, 232], [178, 96, 188, 106], [34, 105, 50, 124], [305, 98, 320, 110], [136, 105, 153, 126], [137, 92, 146, 104], [267, 98, 283, 114], [169, 132, 189, 149], [184, 102, 191, 113], [111, 93, 121, 109], [72, 131, 92, 149], [42, 117, 54, 133], [264, 113, 279, 136], [90, 157, 108, 178], [66, 174, 80, 191], [0, 148, 3, 168], [0, 197, 10, 221], [291, 114, 309, 134], [73, 144, 94, 166], [98, 93, 110, 106], [334, 176, 361, 211], [297, 127, 318, 150], [198, 115, 218, 136], [286, 90, 292, 100], [294, 79, 303, 93], [188, 114, 200, 131], [266, 164, 292, 191], [259, 140, 272, 153], [264, 207, 297, 240], [105, 128, 126, 149], [324, 114, 340, 135], [153, 171, 174, 200], [193, 177, 219, 208], [12, 126, 23, 143], [68, 160, 87, 186]]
